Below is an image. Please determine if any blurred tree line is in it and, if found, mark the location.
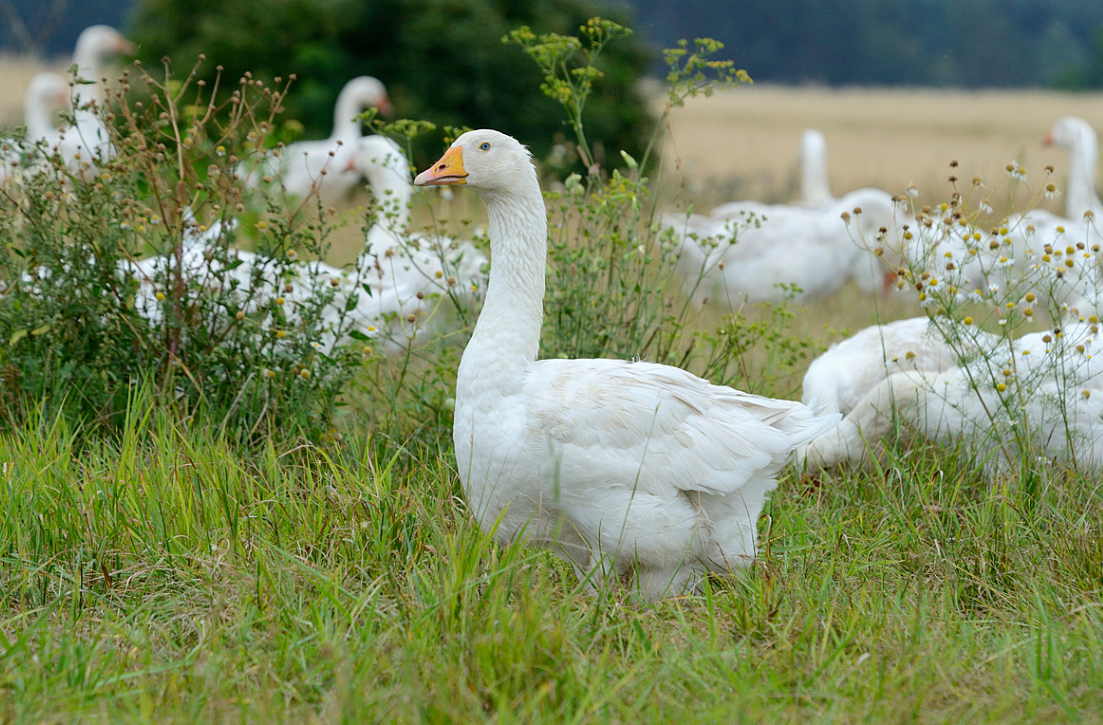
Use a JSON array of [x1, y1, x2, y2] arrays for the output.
[[631, 0, 1103, 89], [127, 0, 654, 165]]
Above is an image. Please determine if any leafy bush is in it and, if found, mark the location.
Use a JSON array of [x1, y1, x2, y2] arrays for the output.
[[129, 0, 655, 166], [0, 62, 365, 439]]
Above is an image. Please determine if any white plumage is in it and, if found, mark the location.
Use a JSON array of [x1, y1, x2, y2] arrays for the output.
[[801, 317, 965, 416], [239, 77, 392, 202], [0, 73, 70, 184], [799, 129, 835, 208], [801, 322, 1103, 477], [664, 187, 901, 306], [126, 135, 485, 351], [415, 129, 838, 600]]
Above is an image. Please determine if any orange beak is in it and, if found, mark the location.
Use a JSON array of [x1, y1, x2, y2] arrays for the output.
[[116, 37, 138, 56], [414, 146, 467, 186], [377, 95, 394, 117], [1042, 132, 1053, 147]]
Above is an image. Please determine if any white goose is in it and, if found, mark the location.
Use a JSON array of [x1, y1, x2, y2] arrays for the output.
[[664, 187, 900, 306], [414, 129, 838, 600], [801, 322, 1103, 477], [802, 317, 964, 416], [799, 129, 834, 208], [240, 77, 392, 202], [979, 118, 1103, 318], [0, 73, 70, 184], [61, 25, 133, 175], [128, 136, 485, 351]]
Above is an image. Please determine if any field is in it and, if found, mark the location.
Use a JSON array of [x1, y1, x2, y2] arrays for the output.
[[5, 53, 1103, 723]]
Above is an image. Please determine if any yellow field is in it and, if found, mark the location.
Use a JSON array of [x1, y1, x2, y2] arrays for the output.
[[660, 84, 1103, 213], [0, 55, 67, 128]]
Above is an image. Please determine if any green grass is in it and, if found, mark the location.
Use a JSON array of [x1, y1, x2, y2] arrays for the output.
[[3, 398, 1103, 723]]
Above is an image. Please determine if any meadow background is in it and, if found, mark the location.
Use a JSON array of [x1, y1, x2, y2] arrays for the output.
[[3, 0, 1103, 722]]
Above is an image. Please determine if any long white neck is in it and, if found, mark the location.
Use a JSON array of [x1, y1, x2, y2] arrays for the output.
[[1065, 128, 1101, 219], [365, 166, 412, 240], [462, 178, 547, 377], [800, 131, 832, 205], [332, 89, 365, 142]]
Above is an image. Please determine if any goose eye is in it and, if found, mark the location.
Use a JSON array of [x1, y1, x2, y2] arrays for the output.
[[479, 142, 491, 151]]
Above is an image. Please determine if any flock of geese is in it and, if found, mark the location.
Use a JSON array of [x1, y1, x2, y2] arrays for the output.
[[1, 27, 487, 351], [6, 26, 1103, 599]]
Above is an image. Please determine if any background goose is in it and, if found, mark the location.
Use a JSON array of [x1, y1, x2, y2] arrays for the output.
[[664, 186, 901, 306], [801, 322, 1103, 477], [0, 73, 70, 184], [127, 136, 484, 351], [62, 25, 133, 175], [799, 129, 834, 208], [801, 317, 969, 416], [415, 129, 838, 601], [239, 76, 392, 202]]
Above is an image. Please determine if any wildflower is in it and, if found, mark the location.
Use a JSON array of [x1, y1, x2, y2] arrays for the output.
[[1056, 226, 1065, 234], [406, 313, 417, 323], [276, 297, 285, 306], [996, 256, 1013, 268], [435, 270, 444, 279], [905, 351, 916, 360], [155, 292, 165, 301], [906, 184, 919, 198], [367, 326, 376, 332], [1045, 183, 1061, 199], [979, 201, 993, 214], [1003, 369, 1012, 377], [969, 289, 984, 303], [235, 310, 245, 321], [988, 283, 999, 295], [216, 145, 226, 156], [1083, 390, 1092, 399], [1006, 162, 1026, 180], [963, 316, 974, 325], [256, 220, 268, 231], [1022, 350, 1031, 355], [362, 346, 373, 356], [276, 330, 286, 339], [997, 383, 1007, 392], [286, 249, 298, 260], [1077, 344, 1086, 353], [299, 369, 310, 380], [311, 341, 321, 350], [1024, 307, 1034, 317]]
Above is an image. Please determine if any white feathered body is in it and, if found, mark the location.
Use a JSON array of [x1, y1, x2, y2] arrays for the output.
[[436, 130, 838, 600], [801, 316, 963, 415], [666, 188, 899, 306], [802, 322, 1103, 476]]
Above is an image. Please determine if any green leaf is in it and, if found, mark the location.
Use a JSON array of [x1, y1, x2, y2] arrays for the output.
[[9, 329, 28, 346]]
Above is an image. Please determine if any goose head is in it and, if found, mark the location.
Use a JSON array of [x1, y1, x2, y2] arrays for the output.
[[336, 76, 393, 120], [413, 129, 535, 193], [1043, 117, 1096, 153], [72, 26, 135, 77]]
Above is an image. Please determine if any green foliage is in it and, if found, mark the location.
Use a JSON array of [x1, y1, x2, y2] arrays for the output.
[[3, 403, 1103, 719], [0, 63, 364, 439], [129, 0, 655, 166]]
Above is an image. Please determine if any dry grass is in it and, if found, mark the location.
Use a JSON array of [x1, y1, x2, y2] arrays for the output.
[[660, 84, 1103, 214]]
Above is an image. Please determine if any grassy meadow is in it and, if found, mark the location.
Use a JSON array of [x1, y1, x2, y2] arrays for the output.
[[4, 52, 1103, 722]]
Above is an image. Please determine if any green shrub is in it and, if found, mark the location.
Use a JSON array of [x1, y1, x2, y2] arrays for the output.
[[0, 63, 365, 439]]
